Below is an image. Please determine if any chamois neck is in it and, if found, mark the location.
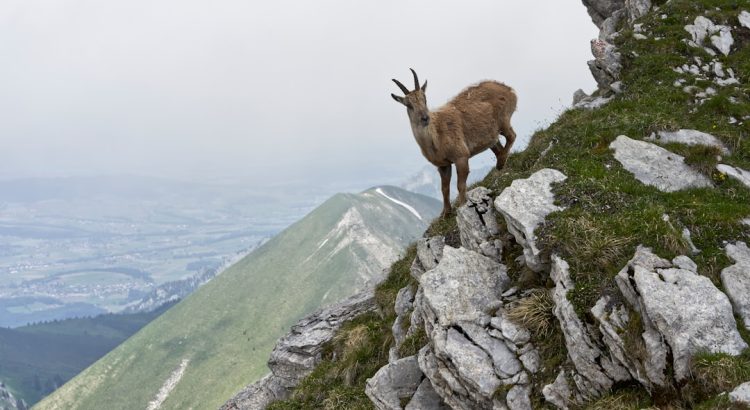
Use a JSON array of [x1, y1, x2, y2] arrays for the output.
[[410, 118, 439, 161]]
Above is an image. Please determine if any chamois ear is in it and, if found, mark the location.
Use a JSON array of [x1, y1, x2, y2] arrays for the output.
[[421, 80, 427, 92], [391, 93, 406, 105]]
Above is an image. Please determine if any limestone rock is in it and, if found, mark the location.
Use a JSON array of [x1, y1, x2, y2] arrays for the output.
[[685, 16, 734, 56], [365, 356, 424, 410], [717, 164, 750, 189], [582, 0, 625, 28], [416, 236, 445, 272], [615, 247, 747, 381], [542, 371, 574, 409], [741, 11, 750, 30], [730, 382, 750, 405], [646, 129, 729, 155], [610, 135, 712, 192], [721, 242, 750, 330], [420, 246, 509, 327], [551, 256, 629, 397], [574, 95, 614, 110], [390, 286, 416, 362], [221, 291, 376, 409], [572, 89, 589, 105], [494, 168, 567, 272], [456, 187, 503, 262], [588, 39, 622, 90], [625, 0, 651, 23], [404, 379, 450, 410]]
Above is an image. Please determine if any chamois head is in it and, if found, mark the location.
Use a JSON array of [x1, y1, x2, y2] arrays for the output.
[[391, 68, 430, 127]]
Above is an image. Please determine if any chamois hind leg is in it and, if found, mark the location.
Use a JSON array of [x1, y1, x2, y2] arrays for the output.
[[455, 157, 470, 207], [495, 120, 517, 170], [437, 165, 452, 217]]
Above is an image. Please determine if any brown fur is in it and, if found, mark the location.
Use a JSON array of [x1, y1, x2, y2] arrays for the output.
[[391, 70, 517, 216]]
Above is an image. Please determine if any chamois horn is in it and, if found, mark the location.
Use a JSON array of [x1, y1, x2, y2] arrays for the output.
[[392, 78, 409, 94]]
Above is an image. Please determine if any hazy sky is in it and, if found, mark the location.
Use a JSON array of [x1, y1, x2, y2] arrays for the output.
[[0, 0, 597, 188]]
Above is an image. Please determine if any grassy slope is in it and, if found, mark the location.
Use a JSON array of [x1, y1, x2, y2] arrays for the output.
[[270, 1, 750, 408], [0, 303, 172, 406], [35, 187, 439, 410]]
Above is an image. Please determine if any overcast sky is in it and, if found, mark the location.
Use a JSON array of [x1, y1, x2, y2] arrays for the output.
[[0, 0, 597, 189]]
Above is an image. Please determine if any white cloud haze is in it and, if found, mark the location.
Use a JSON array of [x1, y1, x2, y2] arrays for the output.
[[0, 0, 597, 188]]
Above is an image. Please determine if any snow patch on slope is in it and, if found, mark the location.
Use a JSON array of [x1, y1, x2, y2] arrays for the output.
[[146, 358, 190, 410], [376, 188, 422, 221]]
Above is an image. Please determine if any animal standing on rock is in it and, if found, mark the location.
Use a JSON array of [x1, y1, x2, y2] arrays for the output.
[[391, 69, 518, 217]]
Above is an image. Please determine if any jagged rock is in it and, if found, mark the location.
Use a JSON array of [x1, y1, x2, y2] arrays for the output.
[[610, 135, 713, 192], [615, 247, 747, 381], [390, 286, 416, 362], [721, 242, 750, 330], [494, 168, 567, 272], [550, 256, 629, 398], [685, 16, 734, 56], [542, 371, 575, 409], [741, 11, 750, 29], [420, 246, 509, 327], [646, 129, 730, 155], [456, 187, 503, 261], [221, 291, 376, 410], [582, 0, 625, 28], [416, 236, 445, 272], [404, 379, 450, 410], [717, 164, 750, 189], [461, 322, 523, 379], [365, 356, 424, 410], [572, 89, 589, 105], [625, 0, 651, 23], [743, 218, 750, 227], [730, 382, 750, 405], [588, 39, 622, 90]]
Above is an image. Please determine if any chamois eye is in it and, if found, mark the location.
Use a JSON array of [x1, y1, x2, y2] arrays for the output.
[[406, 103, 413, 110]]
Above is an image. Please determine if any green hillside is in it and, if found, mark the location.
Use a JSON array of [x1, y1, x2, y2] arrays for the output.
[[0, 303, 173, 406], [35, 186, 439, 410]]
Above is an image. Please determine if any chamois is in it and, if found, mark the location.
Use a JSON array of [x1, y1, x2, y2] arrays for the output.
[[391, 69, 517, 217]]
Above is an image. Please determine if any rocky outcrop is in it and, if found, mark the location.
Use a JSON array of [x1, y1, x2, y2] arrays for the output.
[[221, 291, 376, 410], [494, 169, 568, 272], [610, 135, 713, 192], [543, 247, 748, 406], [615, 247, 747, 381], [721, 242, 750, 330]]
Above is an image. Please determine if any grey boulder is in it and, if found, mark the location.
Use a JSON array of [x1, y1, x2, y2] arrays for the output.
[[646, 129, 729, 155], [610, 135, 712, 192]]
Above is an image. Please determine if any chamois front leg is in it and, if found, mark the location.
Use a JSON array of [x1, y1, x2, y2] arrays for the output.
[[494, 121, 517, 170], [437, 165, 452, 217], [455, 157, 470, 207]]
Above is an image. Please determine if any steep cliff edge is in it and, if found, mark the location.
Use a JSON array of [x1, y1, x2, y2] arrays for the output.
[[231, 0, 750, 408]]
